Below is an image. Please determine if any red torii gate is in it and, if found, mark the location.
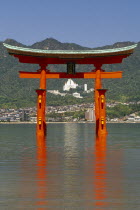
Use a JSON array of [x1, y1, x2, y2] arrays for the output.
[[4, 43, 137, 139]]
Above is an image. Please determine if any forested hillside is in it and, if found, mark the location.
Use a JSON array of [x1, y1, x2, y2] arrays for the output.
[[0, 38, 140, 108]]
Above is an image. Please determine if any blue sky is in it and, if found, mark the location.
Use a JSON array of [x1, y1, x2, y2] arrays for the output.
[[0, 0, 140, 47]]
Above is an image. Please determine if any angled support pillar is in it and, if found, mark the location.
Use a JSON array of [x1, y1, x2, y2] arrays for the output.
[[36, 89, 46, 141], [97, 89, 108, 136]]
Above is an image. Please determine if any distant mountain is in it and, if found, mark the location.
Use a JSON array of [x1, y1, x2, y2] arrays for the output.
[[4, 39, 26, 47], [0, 38, 140, 108], [95, 41, 136, 50], [31, 38, 90, 50]]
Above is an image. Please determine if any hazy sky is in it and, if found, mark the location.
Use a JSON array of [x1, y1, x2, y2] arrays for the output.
[[0, 0, 139, 47]]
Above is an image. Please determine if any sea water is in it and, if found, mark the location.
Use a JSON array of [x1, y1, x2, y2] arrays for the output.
[[0, 123, 140, 209]]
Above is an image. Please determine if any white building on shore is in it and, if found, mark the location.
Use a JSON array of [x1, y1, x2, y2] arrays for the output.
[[72, 92, 83, 98], [63, 79, 78, 91], [84, 84, 87, 92]]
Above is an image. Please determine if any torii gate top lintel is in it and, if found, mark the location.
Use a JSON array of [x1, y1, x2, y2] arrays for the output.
[[3, 43, 137, 65]]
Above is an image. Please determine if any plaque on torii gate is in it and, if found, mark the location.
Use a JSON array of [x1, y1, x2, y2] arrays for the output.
[[4, 43, 137, 139]]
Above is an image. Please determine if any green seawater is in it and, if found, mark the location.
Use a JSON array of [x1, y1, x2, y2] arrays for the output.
[[0, 123, 140, 209]]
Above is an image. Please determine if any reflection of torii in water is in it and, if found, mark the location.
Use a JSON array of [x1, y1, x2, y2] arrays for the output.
[[94, 134, 124, 209], [4, 43, 137, 140], [35, 135, 48, 208]]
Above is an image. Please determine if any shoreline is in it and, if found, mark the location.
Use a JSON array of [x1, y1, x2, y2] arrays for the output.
[[0, 121, 140, 124]]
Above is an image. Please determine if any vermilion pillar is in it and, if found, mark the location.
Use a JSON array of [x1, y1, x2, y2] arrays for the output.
[[94, 64, 102, 135], [36, 64, 47, 139], [36, 89, 46, 139], [97, 89, 108, 136]]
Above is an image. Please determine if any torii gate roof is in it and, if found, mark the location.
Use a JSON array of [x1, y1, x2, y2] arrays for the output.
[[3, 43, 137, 65]]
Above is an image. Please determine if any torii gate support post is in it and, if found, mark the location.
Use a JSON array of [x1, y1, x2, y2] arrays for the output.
[[36, 64, 47, 140], [36, 89, 46, 140], [94, 64, 102, 136], [97, 89, 108, 136]]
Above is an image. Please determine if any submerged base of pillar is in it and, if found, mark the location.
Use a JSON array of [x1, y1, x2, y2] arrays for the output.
[[96, 133, 107, 145], [36, 133, 46, 148]]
